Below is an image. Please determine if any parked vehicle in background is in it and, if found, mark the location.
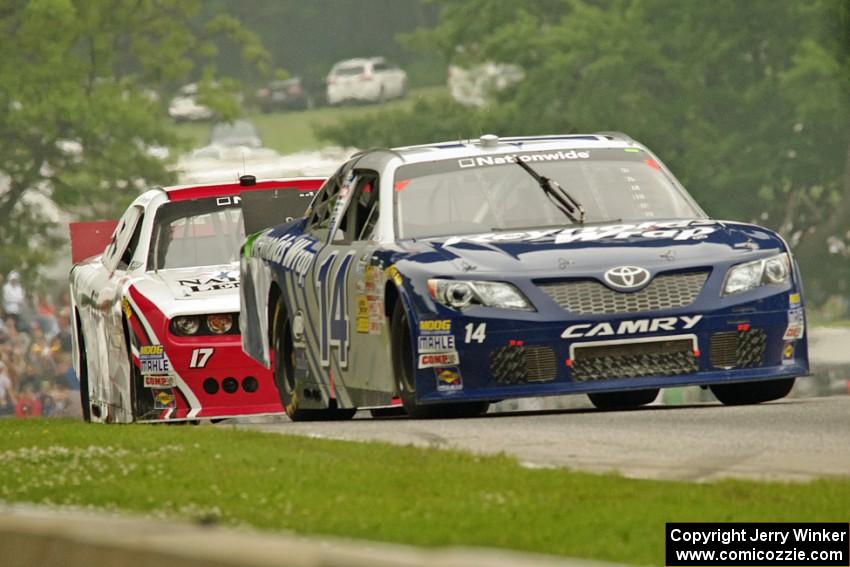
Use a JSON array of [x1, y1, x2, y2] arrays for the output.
[[69, 176, 324, 423], [448, 62, 525, 107], [326, 57, 407, 105], [256, 77, 311, 112], [168, 83, 214, 122], [209, 119, 263, 148]]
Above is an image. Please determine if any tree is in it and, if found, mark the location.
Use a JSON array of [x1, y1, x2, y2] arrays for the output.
[[0, 0, 270, 280], [320, 0, 850, 305]]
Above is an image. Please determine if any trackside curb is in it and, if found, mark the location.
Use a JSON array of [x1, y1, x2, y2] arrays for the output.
[[0, 504, 627, 567]]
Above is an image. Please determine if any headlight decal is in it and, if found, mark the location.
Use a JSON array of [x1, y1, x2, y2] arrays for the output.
[[722, 253, 791, 296], [428, 279, 534, 311]]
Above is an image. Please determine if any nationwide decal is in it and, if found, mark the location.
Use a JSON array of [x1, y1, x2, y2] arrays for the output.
[[435, 367, 463, 392], [418, 351, 460, 369], [789, 292, 801, 308], [419, 319, 452, 334], [442, 220, 717, 247], [561, 315, 703, 339], [418, 335, 456, 353], [139, 344, 170, 375], [251, 234, 318, 286], [458, 150, 591, 169], [144, 375, 176, 388], [783, 308, 805, 340], [179, 270, 238, 293]]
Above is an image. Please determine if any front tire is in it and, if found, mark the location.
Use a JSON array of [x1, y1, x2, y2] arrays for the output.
[[273, 301, 355, 421], [76, 321, 92, 422], [588, 388, 659, 410], [710, 378, 795, 406], [391, 302, 488, 419]]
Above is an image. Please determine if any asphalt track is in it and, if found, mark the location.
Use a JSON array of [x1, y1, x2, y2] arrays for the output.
[[235, 396, 850, 482]]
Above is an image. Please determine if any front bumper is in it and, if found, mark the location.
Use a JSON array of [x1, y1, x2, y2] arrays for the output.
[[135, 335, 282, 421], [413, 294, 808, 404]]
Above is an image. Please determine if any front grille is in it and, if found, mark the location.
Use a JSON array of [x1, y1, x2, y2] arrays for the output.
[[571, 338, 698, 381], [539, 271, 708, 315], [489, 345, 558, 384], [710, 329, 766, 369]]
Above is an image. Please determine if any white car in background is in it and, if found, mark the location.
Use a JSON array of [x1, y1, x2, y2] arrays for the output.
[[448, 62, 525, 107], [326, 57, 407, 105], [168, 83, 214, 122]]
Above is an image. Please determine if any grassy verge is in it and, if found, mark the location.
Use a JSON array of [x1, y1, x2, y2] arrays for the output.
[[173, 86, 447, 154], [1, 419, 848, 565]]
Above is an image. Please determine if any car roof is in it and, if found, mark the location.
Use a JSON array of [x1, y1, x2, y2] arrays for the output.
[[331, 57, 384, 69], [352, 133, 641, 170], [162, 177, 325, 202]]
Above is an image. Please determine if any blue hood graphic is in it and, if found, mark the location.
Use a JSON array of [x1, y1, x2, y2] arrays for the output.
[[395, 219, 786, 278]]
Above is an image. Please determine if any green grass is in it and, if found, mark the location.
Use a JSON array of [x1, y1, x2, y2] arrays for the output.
[[174, 86, 447, 154], [1, 419, 848, 565]]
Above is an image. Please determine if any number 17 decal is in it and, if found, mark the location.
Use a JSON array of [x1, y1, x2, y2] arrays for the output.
[[317, 252, 355, 368]]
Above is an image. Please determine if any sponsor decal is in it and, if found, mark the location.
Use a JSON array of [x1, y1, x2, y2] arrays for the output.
[[561, 315, 703, 339], [443, 220, 717, 247], [251, 234, 318, 287], [458, 150, 591, 169], [603, 266, 651, 290], [435, 367, 463, 392], [355, 295, 369, 334], [783, 308, 805, 340], [122, 298, 133, 319], [419, 351, 460, 369], [419, 319, 452, 334], [179, 270, 239, 293], [782, 341, 795, 365], [418, 335, 456, 353], [144, 375, 175, 388], [153, 389, 176, 410], [139, 344, 170, 375], [789, 292, 801, 308], [385, 265, 403, 287]]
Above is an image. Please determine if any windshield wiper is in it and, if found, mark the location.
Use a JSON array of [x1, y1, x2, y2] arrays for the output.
[[514, 159, 585, 225]]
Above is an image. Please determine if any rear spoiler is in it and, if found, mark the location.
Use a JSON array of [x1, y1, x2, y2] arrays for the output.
[[69, 220, 118, 264], [240, 180, 322, 235]]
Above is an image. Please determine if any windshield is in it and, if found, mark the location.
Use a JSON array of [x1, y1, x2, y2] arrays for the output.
[[394, 148, 704, 239], [149, 198, 244, 270]]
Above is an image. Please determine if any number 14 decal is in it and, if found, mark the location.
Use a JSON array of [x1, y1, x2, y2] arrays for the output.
[[464, 323, 486, 344], [317, 251, 355, 368]]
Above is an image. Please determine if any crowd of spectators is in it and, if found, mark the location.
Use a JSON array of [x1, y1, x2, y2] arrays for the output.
[[0, 271, 81, 419]]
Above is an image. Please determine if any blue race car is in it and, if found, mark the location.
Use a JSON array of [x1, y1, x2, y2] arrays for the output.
[[239, 133, 808, 420]]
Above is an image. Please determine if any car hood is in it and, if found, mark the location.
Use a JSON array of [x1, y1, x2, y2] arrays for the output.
[[396, 219, 787, 278], [130, 264, 240, 319]]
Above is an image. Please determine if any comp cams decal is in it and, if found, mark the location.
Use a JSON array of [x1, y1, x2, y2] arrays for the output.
[[419, 352, 460, 369], [561, 315, 703, 339], [442, 220, 717, 247]]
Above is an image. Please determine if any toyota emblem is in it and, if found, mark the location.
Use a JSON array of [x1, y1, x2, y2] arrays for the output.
[[604, 266, 651, 290]]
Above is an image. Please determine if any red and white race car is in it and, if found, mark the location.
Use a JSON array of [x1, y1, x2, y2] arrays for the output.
[[69, 176, 323, 423]]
